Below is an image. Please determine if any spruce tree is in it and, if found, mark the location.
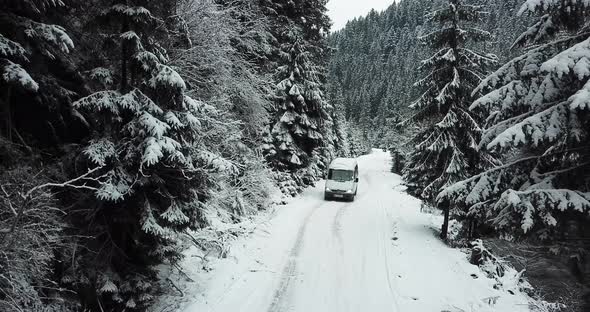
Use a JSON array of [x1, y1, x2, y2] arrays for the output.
[[440, 0, 590, 241], [68, 2, 206, 309], [402, 0, 497, 239], [263, 36, 329, 176], [330, 88, 351, 157], [260, 0, 334, 187], [0, 0, 77, 144]]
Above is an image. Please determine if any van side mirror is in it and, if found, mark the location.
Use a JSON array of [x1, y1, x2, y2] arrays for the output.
[[355, 178, 359, 183]]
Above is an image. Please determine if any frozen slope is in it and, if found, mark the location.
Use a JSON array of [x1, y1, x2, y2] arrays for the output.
[[180, 150, 530, 312]]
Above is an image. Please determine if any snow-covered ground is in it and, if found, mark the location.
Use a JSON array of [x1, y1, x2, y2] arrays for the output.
[[161, 149, 531, 312]]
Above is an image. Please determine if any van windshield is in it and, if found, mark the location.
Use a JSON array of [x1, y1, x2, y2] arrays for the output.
[[328, 169, 354, 181]]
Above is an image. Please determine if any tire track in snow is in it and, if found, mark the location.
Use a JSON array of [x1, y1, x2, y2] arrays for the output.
[[331, 172, 373, 254], [331, 203, 347, 253], [266, 199, 328, 312], [377, 196, 402, 312]]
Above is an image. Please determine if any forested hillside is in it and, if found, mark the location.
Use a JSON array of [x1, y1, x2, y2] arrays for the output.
[[328, 0, 528, 148], [0, 0, 342, 311]]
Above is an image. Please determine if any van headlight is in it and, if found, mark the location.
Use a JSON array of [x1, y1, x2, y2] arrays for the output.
[[346, 190, 353, 193], [325, 188, 332, 192]]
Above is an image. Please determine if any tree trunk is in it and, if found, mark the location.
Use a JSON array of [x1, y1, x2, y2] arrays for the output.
[[121, 34, 128, 92], [440, 200, 450, 240], [3, 86, 12, 141], [120, 0, 130, 92]]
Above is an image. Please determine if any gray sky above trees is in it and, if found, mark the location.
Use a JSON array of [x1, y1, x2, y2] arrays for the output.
[[327, 0, 395, 31]]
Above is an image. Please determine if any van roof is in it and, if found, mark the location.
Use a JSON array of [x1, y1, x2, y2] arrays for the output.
[[329, 158, 357, 170]]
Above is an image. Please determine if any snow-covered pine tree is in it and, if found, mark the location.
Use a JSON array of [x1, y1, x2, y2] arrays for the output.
[[260, 0, 331, 58], [0, 0, 75, 142], [439, 0, 590, 241], [172, 0, 277, 218], [258, 0, 335, 188], [69, 2, 208, 310], [263, 35, 332, 185], [346, 124, 370, 157], [402, 0, 497, 239], [331, 88, 351, 157]]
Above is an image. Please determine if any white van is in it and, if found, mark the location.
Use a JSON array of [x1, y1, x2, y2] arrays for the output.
[[324, 158, 359, 201]]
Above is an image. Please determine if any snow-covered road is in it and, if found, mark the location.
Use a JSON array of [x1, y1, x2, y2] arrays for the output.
[[179, 150, 530, 312]]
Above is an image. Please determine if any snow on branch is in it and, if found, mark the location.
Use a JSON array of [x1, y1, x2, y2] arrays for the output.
[[121, 89, 162, 114], [459, 48, 498, 67], [426, 130, 457, 152], [457, 108, 481, 132], [569, 79, 590, 110], [105, 4, 157, 26], [414, 131, 437, 151], [141, 199, 174, 239], [149, 65, 186, 91], [463, 27, 492, 41], [445, 149, 468, 175], [165, 111, 184, 129], [0, 59, 39, 92], [435, 109, 458, 129], [423, 173, 447, 199], [470, 81, 527, 113], [494, 189, 590, 233], [541, 37, 590, 80], [133, 51, 160, 73], [26, 166, 105, 197], [75, 89, 164, 117], [138, 112, 170, 139], [196, 150, 238, 174], [120, 31, 143, 51], [513, 15, 556, 48], [487, 102, 572, 150], [434, 68, 461, 106], [73, 90, 121, 116], [141, 136, 184, 168], [160, 201, 190, 226], [479, 111, 535, 149], [0, 34, 29, 62], [438, 155, 539, 204], [84, 138, 117, 167], [95, 168, 134, 202], [473, 54, 526, 95], [25, 22, 74, 54], [414, 68, 444, 88], [87, 67, 113, 85], [420, 48, 455, 68]]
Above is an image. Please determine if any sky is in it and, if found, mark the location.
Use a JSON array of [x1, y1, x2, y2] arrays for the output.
[[327, 0, 396, 31]]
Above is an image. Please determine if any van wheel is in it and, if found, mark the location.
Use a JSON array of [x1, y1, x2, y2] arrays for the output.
[[348, 195, 355, 202]]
